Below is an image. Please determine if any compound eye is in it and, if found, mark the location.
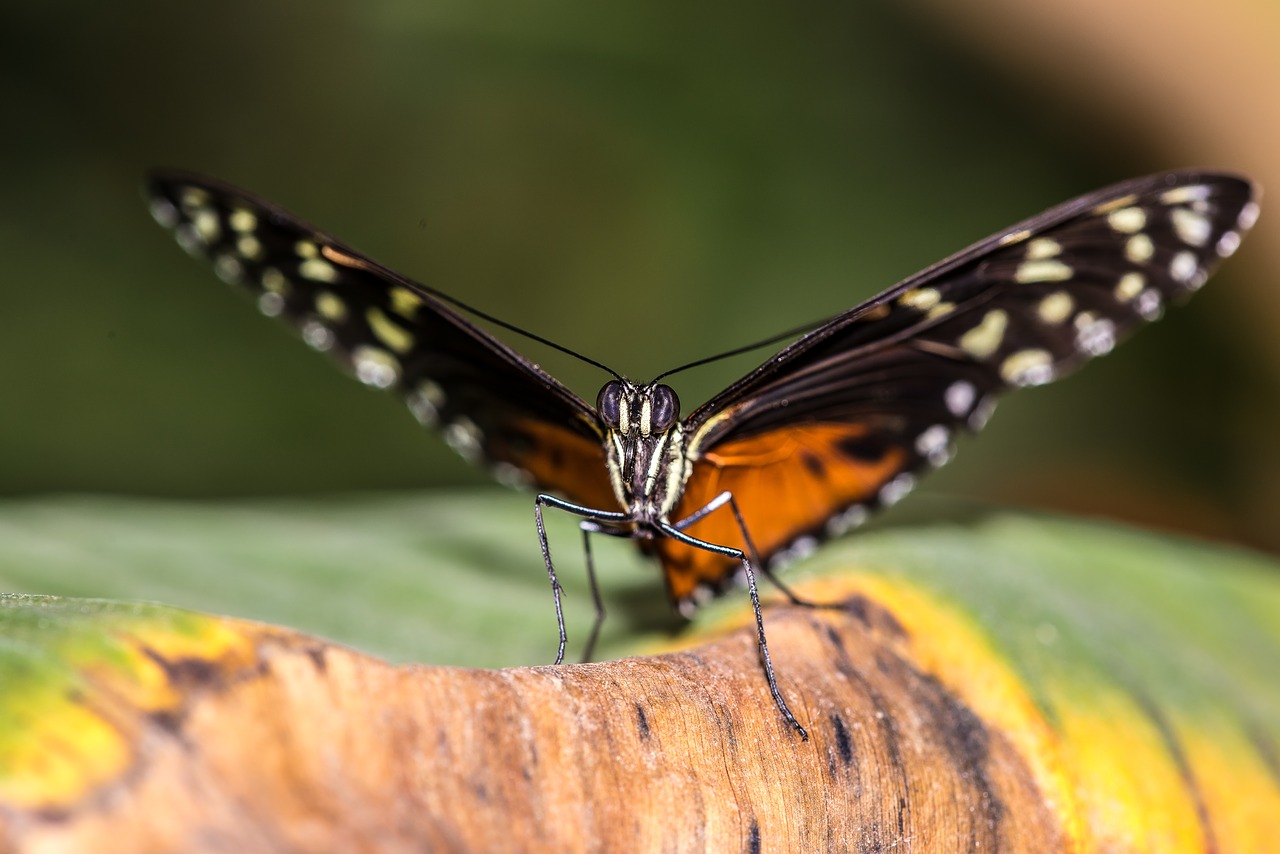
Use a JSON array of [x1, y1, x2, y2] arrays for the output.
[[597, 380, 624, 428], [649, 384, 680, 432]]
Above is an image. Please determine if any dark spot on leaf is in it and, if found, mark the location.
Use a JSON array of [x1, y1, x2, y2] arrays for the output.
[[635, 703, 650, 740], [306, 646, 328, 673], [831, 714, 854, 767], [139, 645, 219, 688], [746, 818, 761, 854]]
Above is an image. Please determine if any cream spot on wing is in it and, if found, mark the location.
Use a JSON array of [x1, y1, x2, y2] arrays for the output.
[[1001, 349, 1054, 387], [927, 301, 955, 320], [236, 234, 264, 260], [228, 208, 257, 233], [1025, 237, 1062, 260], [1037, 291, 1074, 324], [261, 267, 290, 295], [1114, 272, 1144, 302], [1160, 185, 1210, 205], [1125, 234, 1154, 264], [295, 240, 320, 259], [390, 287, 424, 318], [1014, 260, 1073, 284], [959, 309, 1009, 359], [1171, 207, 1211, 247], [1107, 207, 1146, 234], [192, 208, 221, 243], [315, 292, 348, 322], [898, 287, 941, 310], [367, 306, 414, 354], [179, 187, 211, 211], [299, 257, 339, 283]]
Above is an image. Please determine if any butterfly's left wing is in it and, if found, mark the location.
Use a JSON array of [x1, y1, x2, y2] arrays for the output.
[[146, 172, 620, 512], [655, 170, 1258, 607]]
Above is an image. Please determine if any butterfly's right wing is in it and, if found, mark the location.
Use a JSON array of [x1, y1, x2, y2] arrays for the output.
[[656, 171, 1258, 607], [146, 172, 621, 512]]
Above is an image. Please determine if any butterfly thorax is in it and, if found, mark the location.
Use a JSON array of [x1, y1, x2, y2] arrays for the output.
[[596, 379, 692, 526]]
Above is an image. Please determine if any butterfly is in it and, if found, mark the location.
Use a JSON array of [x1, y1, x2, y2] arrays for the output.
[[146, 169, 1258, 739]]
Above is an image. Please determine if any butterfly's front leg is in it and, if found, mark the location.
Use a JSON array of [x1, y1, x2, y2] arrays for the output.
[[655, 520, 809, 740], [533, 494, 631, 666]]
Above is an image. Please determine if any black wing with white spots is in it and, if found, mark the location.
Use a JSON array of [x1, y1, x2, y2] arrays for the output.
[[146, 171, 621, 510], [660, 171, 1258, 594]]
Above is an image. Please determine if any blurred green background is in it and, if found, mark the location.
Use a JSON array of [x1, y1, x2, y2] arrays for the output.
[[3, 1, 1279, 553]]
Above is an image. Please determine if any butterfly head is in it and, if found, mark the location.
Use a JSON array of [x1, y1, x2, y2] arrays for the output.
[[596, 379, 690, 521]]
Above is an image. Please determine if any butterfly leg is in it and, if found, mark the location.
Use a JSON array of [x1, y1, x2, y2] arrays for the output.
[[657, 522, 809, 740], [578, 519, 634, 663], [534, 494, 631, 666], [674, 490, 819, 608]]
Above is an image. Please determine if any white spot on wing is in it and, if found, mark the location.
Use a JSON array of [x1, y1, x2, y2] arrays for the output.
[[149, 197, 179, 228], [1074, 316, 1116, 356], [915, 425, 952, 466], [968, 397, 997, 430], [1216, 231, 1241, 258], [407, 380, 446, 426], [301, 320, 335, 351], [879, 473, 915, 507], [945, 381, 976, 417], [352, 346, 400, 389], [826, 504, 868, 538], [213, 253, 243, 284], [1239, 201, 1260, 231], [1170, 251, 1198, 285], [445, 416, 484, 462], [1135, 289, 1163, 321], [257, 292, 285, 317]]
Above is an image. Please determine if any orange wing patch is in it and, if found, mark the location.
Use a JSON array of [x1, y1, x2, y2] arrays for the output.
[[653, 423, 907, 604], [498, 417, 622, 513]]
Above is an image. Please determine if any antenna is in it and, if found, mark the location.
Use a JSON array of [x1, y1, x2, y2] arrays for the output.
[[651, 317, 825, 383]]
